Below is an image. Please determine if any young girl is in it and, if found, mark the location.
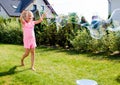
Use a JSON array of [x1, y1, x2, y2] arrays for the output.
[[20, 10, 45, 71]]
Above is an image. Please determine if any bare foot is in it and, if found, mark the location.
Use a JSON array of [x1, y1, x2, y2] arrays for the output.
[[31, 67, 36, 71], [21, 63, 24, 66], [21, 60, 24, 66]]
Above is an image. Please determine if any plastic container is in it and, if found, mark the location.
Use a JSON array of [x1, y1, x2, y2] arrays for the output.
[[76, 79, 98, 85]]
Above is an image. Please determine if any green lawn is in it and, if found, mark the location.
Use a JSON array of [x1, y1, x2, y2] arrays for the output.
[[0, 44, 120, 85]]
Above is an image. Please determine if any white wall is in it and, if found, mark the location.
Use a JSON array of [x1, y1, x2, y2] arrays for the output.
[[25, 3, 34, 11], [110, 0, 120, 21], [0, 0, 55, 18], [35, 0, 55, 18]]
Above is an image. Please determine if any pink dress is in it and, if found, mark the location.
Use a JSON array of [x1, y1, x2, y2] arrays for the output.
[[22, 20, 36, 48]]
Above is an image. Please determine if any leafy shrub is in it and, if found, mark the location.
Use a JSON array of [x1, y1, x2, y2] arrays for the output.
[[35, 19, 79, 48], [1, 16, 120, 53], [71, 28, 120, 53], [0, 18, 22, 44], [35, 20, 58, 46], [71, 29, 91, 52]]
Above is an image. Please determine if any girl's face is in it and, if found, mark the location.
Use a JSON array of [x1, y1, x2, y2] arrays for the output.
[[25, 16, 33, 22], [24, 11, 34, 22]]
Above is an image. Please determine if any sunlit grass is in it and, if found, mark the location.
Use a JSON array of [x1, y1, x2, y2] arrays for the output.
[[0, 44, 120, 85]]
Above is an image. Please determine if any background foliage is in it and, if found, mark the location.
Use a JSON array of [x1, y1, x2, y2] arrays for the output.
[[0, 13, 120, 53]]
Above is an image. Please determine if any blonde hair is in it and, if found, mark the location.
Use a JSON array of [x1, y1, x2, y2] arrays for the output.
[[22, 10, 34, 20]]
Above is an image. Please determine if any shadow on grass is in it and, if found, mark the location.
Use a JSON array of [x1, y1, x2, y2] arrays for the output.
[[107, 54, 120, 61], [76, 51, 120, 62], [0, 65, 29, 77], [37, 46, 120, 62], [116, 75, 120, 83], [37, 46, 80, 55]]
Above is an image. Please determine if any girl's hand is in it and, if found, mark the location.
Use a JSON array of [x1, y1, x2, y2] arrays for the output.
[[41, 13, 46, 19], [20, 10, 27, 24], [34, 13, 46, 24]]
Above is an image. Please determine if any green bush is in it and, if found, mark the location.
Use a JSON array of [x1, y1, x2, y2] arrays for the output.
[[0, 18, 22, 44], [35, 20, 57, 46], [1, 16, 120, 53], [109, 31, 120, 52], [71, 28, 120, 53], [35, 19, 79, 48], [71, 29, 91, 52]]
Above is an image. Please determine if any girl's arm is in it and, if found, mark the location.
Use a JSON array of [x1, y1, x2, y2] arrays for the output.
[[20, 10, 26, 24], [34, 13, 46, 24]]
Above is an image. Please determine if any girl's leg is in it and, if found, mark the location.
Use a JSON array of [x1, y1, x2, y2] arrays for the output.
[[21, 48, 30, 66], [30, 48, 35, 71]]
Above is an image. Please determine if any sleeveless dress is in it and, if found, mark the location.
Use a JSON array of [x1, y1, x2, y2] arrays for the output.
[[22, 21, 36, 48]]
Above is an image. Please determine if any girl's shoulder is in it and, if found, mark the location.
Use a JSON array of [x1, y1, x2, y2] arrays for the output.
[[31, 21, 36, 25]]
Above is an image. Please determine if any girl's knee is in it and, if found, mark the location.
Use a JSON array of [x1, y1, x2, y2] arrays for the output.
[[24, 52, 29, 57], [30, 48, 35, 55], [31, 50, 35, 55], [24, 48, 30, 56]]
